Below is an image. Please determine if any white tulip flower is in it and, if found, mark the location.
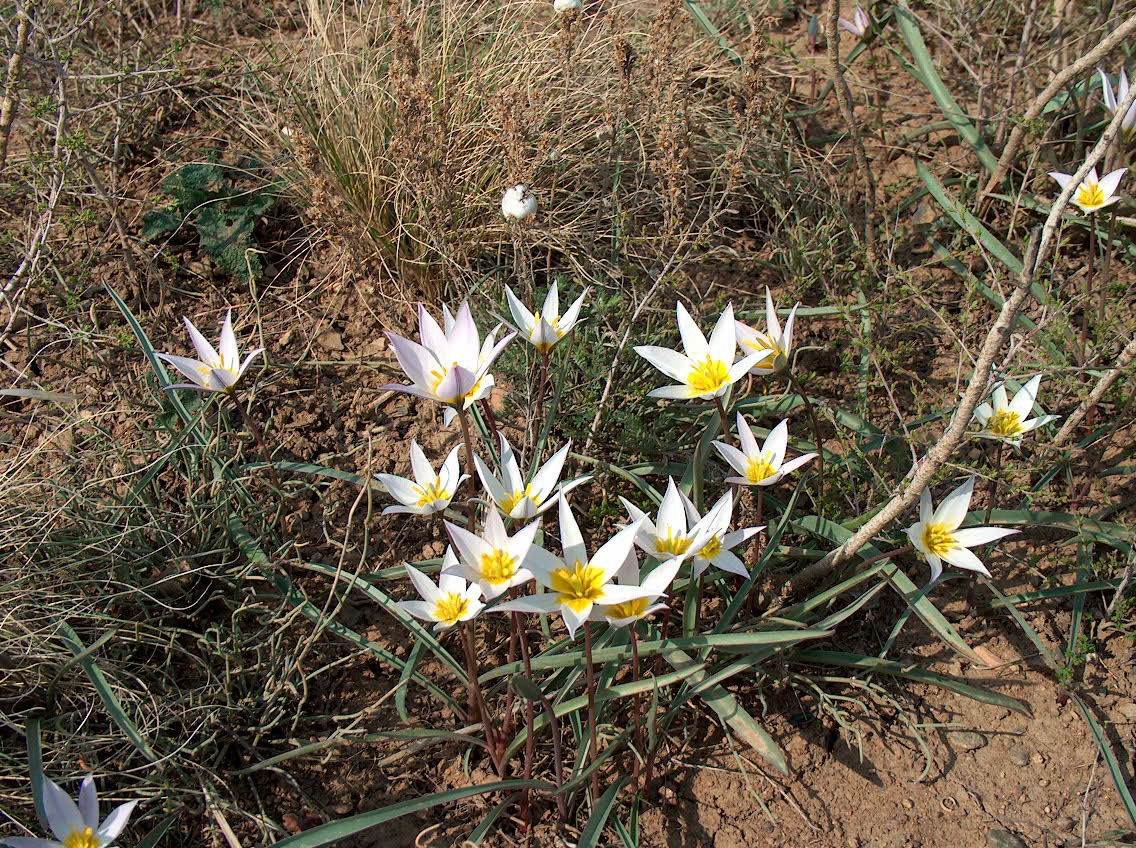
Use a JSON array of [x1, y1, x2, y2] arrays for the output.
[[156, 308, 264, 393], [554, 0, 583, 12], [1099, 69, 1136, 142], [474, 435, 588, 520], [713, 415, 817, 487], [376, 440, 467, 516], [384, 303, 514, 426], [504, 282, 587, 352], [839, 5, 870, 38], [397, 552, 485, 631], [618, 477, 720, 564], [635, 303, 760, 400], [1049, 167, 1126, 214], [4, 775, 137, 848], [443, 509, 538, 599], [905, 477, 1018, 583], [677, 488, 763, 579], [972, 375, 1059, 446], [502, 184, 538, 221], [590, 554, 679, 628], [493, 498, 653, 637], [733, 288, 798, 376]]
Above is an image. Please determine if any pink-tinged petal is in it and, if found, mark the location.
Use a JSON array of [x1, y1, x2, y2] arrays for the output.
[[78, 776, 98, 829], [763, 419, 789, 468], [707, 304, 737, 364], [432, 366, 463, 404], [1049, 171, 1073, 190], [504, 285, 535, 333], [218, 309, 239, 369], [1, 838, 62, 848], [634, 345, 691, 382], [938, 545, 991, 576], [932, 477, 975, 530], [396, 600, 434, 622], [777, 452, 817, 477], [207, 368, 238, 392], [417, 304, 449, 357], [408, 440, 434, 485], [155, 353, 211, 389], [183, 316, 219, 365], [838, 16, 856, 33], [675, 301, 709, 360], [1100, 167, 1126, 198], [448, 302, 480, 365], [404, 564, 442, 603], [735, 412, 760, 457], [712, 441, 751, 476], [382, 383, 440, 403], [386, 332, 439, 392], [951, 527, 1019, 547], [44, 779, 83, 843], [235, 348, 265, 381], [477, 330, 515, 374]]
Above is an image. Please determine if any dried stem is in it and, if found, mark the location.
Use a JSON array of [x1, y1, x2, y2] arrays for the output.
[[457, 407, 478, 530], [1051, 334, 1136, 448], [629, 625, 644, 790]]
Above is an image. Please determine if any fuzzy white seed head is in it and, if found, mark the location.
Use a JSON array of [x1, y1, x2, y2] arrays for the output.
[[554, 0, 583, 12], [502, 184, 538, 221]]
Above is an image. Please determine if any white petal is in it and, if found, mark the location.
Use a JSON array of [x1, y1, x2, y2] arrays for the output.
[[919, 487, 933, 523], [155, 353, 211, 389], [530, 441, 571, 500], [560, 603, 589, 637], [218, 308, 239, 369], [1049, 171, 1073, 190], [1102, 69, 1117, 112], [558, 496, 587, 565], [404, 564, 442, 603], [375, 473, 419, 507], [764, 288, 781, 340], [474, 453, 507, 507], [183, 316, 219, 365], [498, 434, 525, 491], [780, 303, 798, 354], [481, 508, 509, 548], [932, 477, 975, 530], [777, 452, 817, 477], [78, 777, 98, 829], [44, 780, 83, 844], [504, 286, 535, 332], [543, 281, 560, 319], [1100, 167, 1126, 199], [522, 545, 566, 585], [1009, 375, 1041, 418], [445, 521, 491, 570], [735, 412, 759, 458], [95, 800, 137, 845], [640, 559, 681, 594], [951, 526, 1019, 547], [707, 304, 737, 364], [938, 545, 991, 576], [763, 419, 789, 468], [493, 594, 561, 615], [386, 332, 440, 393], [634, 345, 691, 383], [396, 600, 435, 621], [712, 441, 751, 476], [439, 445, 464, 490], [675, 301, 709, 360], [973, 403, 993, 425], [648, 385, 698, 400], [926, 553, 944, 584], [408, 440, 434, 485], [418, 304, 449, 356], [711, 550, 749, 578], [656, 478, 687, 537]]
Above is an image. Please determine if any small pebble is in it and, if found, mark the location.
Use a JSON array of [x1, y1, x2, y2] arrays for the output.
[[1008, 745, 1030, 766], [955, 731, 987, 751], [902, 798, 914, 810], [986, 829, 1027, 848]]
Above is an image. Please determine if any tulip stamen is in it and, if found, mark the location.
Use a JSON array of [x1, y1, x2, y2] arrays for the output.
[[744, 453, 777, 485], [432, 592, 472, 627], [64, 826, 99, 848], [920, 523, 956, 557], [687, 356, 730, 396], [987, 409, 1023, 437], [480, 549, 519, 586], [550, 561, 607, 612]]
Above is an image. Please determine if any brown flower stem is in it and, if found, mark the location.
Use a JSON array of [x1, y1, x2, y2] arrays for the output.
[[537, 691, 569, 823], [231, 391, 281, 492], [747, 486, 764, 616], [457, 407, 478, 530], [644, 608, 671, 793], [462, 621, 504, 776], [984, 441, 1003, 525], [1098, 207, 1117, 326], [480, 397, 502, 448], [788, 373, 825, 510], [630, 624, 644, 790], [583, 621, 601, 801], [515, 611, 537, 828], [714, 394, 730, 436], [533, 347, 551, 453], [1080, 211, 1096, 362]]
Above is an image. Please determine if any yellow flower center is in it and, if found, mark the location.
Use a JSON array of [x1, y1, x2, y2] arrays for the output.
[[414, 477, 451, 508], [744, 452, 778, 485], [550, 560, 607, 612], [742, 334, 782, 369], [656, 528, 693, 556], [64, 827, 99, 848], [687, 356, 730, 396], [987, 409, 1023, 437], [531, 311, 565, 351], [500, 484, 534, 514], [1075, 180, 1106, 210], [920, 522, 956, 556], [605, 597, 650, 622], [697, 534, 723, 560], [480, 549, 518, 586], [432, 591, 471, 627]]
